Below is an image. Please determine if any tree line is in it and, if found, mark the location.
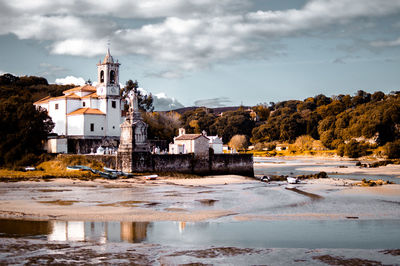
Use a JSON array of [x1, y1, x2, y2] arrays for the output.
[[1, 72, 399, 168]]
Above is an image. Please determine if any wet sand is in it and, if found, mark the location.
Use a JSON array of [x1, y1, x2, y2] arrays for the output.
[[0, 173, 399, 222], [298, 164, 400, 177]]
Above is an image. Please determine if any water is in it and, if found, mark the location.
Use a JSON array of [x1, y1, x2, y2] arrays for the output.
[[1, 219, 399, 249], [254, 157, 400, 183]]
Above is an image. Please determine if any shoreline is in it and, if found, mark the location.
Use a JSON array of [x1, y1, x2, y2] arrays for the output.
[[0, 175, 399, 222]]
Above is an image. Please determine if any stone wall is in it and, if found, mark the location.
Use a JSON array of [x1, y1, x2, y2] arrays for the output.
[[114, 153, 254, 177]]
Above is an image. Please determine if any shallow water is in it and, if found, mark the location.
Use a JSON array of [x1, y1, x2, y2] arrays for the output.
[[254, 157, 400, 183], [1, 218, 399, 249]]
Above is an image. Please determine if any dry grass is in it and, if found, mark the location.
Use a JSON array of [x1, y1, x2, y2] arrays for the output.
[[0, 155, 105, 181]]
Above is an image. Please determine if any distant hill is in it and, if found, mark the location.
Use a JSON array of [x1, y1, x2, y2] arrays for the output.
[[170, 106, 251, 115]]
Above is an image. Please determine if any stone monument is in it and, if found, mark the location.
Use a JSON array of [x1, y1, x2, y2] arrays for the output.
[[117, 88, 150, 172]]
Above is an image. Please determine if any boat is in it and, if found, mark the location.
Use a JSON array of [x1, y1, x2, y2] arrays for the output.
[[287, 177, 299, 184], [66, 165, 83, 171], [66, 165, 91, 171], [260, 175, 270, 182], [144, 175, 158, 180]]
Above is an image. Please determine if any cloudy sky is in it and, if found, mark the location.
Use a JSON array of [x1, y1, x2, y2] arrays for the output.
[[1, 0, 400, 110]]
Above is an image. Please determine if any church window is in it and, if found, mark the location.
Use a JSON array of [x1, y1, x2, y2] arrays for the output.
[[90, 123, 94, 132], [113, 126, 115, 129], [100, 70, 104, 83], [83, 102, 86, 107], [101, 127, 103, 130], [55, 103, 59, 110], [110, 70, 115, 84], [112, 101, 116, 108]]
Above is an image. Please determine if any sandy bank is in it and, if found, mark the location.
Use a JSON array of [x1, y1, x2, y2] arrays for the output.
[[297, 164, 400, 177], [159, 175, 256, 186]]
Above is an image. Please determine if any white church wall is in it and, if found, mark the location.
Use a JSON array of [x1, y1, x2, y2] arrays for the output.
[[66, 99, 81, 114], [83, 115, 106, 136], [49, 99, 66, 135], [67, 115, 84, 135], [106, 99, 121, 136], [81, 100, 90, 108], [90, 99, 98, 109]]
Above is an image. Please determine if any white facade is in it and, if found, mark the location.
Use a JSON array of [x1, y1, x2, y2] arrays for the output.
[[208, 136, 223, 154], [47, 138, 68, 153], [169, 128, 210, 156], [34, 49, 124, 141]]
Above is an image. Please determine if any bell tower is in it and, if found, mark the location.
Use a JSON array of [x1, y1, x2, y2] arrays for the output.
[[96, 48, 120, 97]]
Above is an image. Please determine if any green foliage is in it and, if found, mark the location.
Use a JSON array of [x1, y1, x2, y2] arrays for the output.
[[210, 110, 255, 144], [143, 111, 181, 142], [180, 108, 216, 134], [342, 140, 369, 158], [0, 95, 54, 167], [120, 80, 154, 112], [252, 104, 270, 121], [383, 140, 400, 159]]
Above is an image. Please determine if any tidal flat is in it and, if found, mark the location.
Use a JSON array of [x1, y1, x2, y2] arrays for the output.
[[0, 157, 399, 265]]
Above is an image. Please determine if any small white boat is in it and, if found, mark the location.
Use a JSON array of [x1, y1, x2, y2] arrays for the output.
[[287, 177, 299, 184], [144, 175, 158, 180]]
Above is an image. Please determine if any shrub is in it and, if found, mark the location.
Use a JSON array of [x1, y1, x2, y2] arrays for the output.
[[383, 140, 400, 159], [343, 140, 369, 158]]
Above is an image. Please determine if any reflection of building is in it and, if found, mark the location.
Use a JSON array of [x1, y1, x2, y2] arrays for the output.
[[121, 222, 149, 242], [178, 221, 186, 233], [48, 221, 85, 241], [47, 221, 149, 243]]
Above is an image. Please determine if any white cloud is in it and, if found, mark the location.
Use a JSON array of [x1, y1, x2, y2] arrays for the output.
[[55, 76, 85, 86], [1, 0, 400, 77], [138, 88, 185, 111], [194, 97, 232, 107], [370, 37, 400, 47]]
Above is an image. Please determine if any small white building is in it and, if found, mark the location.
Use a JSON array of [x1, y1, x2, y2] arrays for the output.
[[169, 128, 210, 156], [202, 131, 223, 154], [34, 49, 124, 153]]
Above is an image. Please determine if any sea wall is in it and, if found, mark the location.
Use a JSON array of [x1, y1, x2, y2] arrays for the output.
[[115, 153, 254, 177]]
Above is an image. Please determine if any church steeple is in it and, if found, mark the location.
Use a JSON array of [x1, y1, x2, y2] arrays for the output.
[[96, 49, 120, 97]]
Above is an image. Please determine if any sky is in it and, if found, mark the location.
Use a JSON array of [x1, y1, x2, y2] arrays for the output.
[[0, 0, 400, 110]]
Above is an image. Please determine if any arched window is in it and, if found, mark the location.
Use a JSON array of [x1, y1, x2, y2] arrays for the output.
[[110, 70, 115, 84], [100, 70, 104, 83]]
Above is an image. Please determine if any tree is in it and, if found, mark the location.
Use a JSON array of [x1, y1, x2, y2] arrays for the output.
[[252, 104, 270, 121], [210, 110, 255, 144], [228, 135, 248, 151], [0, 95, 54, 166], [143, 111, 181, 142], [294, 135, 315, 151], [343, 140, 368, 158], [180, 108, 217, 134], [120, 80, 154, 112], [383, 140, 400, 159]]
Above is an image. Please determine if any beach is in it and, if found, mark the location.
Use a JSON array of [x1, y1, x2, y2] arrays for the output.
[[1, 158, 399, 265]]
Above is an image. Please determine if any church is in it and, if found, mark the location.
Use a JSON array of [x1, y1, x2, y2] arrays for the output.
[[34, 49, 124, 154]]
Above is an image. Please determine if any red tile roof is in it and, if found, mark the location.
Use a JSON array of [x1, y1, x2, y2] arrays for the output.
[[63, 84, 97, 95], [175, 134, 209, 141], [67, 108, 105, 116]]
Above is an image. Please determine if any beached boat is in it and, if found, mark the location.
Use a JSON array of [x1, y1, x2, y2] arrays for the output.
[[144, 175, 158, 180], [287, 177, 299, 184], [66, 166, 82, 171], [260, 175, 270, 182]]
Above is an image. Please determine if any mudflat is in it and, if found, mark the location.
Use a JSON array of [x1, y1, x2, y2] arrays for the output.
[[0, 172, 399, 222]]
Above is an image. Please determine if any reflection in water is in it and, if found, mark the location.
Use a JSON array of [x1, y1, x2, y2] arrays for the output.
[[0, 219, 51, 237], [47, 221, 150, 243], [0, 219, 150, 243], [2, 218, 400, 249]]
